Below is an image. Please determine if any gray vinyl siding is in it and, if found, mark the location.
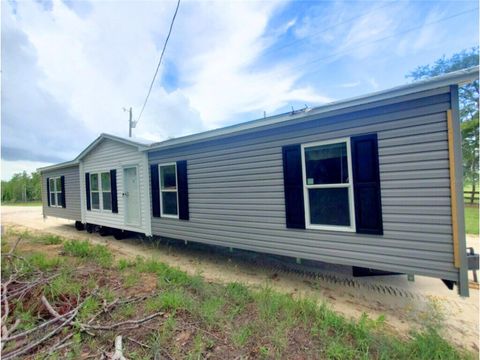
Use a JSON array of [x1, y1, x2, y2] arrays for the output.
[[41, 165, 81, 221], [149, 87, 458, 281]]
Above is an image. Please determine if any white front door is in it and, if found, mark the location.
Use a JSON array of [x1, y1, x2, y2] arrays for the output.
[[123, 166, 140, 226]]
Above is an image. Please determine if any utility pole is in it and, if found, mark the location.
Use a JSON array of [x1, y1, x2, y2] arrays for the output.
[[128, 107, 133, 138], [124, 107, 135, 138]]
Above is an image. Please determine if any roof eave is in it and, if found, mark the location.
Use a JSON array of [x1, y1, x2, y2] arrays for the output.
[[37, 160, 79, 173]]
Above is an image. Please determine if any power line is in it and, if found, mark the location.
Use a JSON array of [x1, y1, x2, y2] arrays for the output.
[[261, 1, 392, 59], [309, 7, 479, 67], [136, 0, 181, 125], [278, 6, 478, 77]]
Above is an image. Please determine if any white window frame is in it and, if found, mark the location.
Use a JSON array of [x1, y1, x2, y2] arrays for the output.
[[49, 176, 62, 208], [158, 163, 179, 219], [301, 137, 356, 232], [89, 172, 112, 213]]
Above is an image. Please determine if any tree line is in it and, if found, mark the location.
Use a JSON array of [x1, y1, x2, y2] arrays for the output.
[[1, 171, 42, 203]]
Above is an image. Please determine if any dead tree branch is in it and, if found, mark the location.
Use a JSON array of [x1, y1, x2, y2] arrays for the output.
[[80, 311, 164, 331], [41, 295, 61, 319], [2, 311, 78, 360]]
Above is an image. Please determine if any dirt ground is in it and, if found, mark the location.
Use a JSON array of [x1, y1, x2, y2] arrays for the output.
[[1, 206, 479, 353]]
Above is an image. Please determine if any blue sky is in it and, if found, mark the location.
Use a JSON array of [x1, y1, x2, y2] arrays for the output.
[[1, 0, 478, 179]]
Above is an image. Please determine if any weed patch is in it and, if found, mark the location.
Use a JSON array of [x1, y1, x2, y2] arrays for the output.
[[63, 240, 113, 267]]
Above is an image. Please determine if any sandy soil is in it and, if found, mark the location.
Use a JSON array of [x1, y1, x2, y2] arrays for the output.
[[1, 206, 479, 352]]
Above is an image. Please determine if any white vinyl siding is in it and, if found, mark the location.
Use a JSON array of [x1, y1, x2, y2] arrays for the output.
[[80, 139, 151, 235], [301, 138, 355, 232]]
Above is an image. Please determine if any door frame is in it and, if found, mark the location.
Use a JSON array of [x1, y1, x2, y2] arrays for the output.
[[122, 164, 141, 227]]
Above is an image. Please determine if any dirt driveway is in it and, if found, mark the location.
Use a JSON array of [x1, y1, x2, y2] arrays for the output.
[[2, 206, 479, 352]]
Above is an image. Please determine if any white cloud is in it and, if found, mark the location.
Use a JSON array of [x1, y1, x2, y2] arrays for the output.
[[1, 160, 50, 180], [5, 0, 330, 154], [412, 9, 446, 51]]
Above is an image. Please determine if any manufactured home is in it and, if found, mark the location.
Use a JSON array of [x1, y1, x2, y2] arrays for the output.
[[40, 134, 153, 237], [39, 67, 479, 296]]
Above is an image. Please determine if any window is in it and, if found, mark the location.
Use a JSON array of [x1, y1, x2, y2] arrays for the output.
[[301, 138, 355, 231], [101, 172, 112, 211], [48, 177, 63, 207], [90, 172, 112, 211], [159, 163, 178, 218]]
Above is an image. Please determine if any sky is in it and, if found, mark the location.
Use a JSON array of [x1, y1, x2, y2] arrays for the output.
[[1, 0, 479, 180]]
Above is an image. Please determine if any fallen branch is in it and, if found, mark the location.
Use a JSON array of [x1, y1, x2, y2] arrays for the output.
[[9, 237, 23, 254], [80, 312, 164, 331], [2, 310, 78, 360], [126, 336, 150, 349], [41, 295, 61, 319], [47, 333, 74, 356], [2, 307, 77, 342], [87, 298, 120, 325], [49, 340, 74, 354], [112, 335, 126, 360], [6, 273, 60, 301], [182, 322, 223, 341]]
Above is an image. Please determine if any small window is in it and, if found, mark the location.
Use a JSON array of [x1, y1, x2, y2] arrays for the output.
[[302, 139, 355, 231], [48, 177, 62, 207], [90, 174, 100, 210], [49, 178, 56, 206], [159, 164, 178, 217], [101, 172, 112, 211], [89, 172, 112, 212]]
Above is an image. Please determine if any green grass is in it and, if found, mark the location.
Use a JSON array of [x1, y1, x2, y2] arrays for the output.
[[63, 240, 113, 267], [465, 205, 479, 235], [45, 270, 82, 299], [27, 252, 62, 271]]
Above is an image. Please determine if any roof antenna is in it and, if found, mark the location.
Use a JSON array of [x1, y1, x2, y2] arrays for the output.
[[263, 111, 266, 118], [291, 105, 295, 115]]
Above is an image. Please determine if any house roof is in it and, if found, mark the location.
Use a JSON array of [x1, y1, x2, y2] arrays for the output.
[[36, 159, 79, 172], [37, 133, 154, 172], [74, 133, 154, 161], [147, 66, 479, 151]]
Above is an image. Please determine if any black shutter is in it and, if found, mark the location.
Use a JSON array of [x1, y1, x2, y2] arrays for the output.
[[110, 169, 118, 213], [46, 177, 50, 207], [282, 145, 306, 229], [151, 164, 160, 217], [60, 176, 66, 208], [177, 160, 189, 220], [85, 172, 91, 211], [351, 134, 383, 235]]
